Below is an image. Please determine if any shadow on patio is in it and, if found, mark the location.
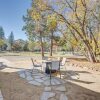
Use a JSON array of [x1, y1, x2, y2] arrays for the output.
[[0, 65, 100, 100]]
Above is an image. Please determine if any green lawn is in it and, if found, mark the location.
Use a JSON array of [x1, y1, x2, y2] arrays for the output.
[[0, 51, 72, 58]]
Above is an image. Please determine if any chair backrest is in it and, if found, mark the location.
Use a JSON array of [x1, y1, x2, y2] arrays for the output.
[[31, 58, 35, 66], [42, 56, 48, 60], [61, 57, 66, 66], [57, 57, 61, 61], [51, 61, 60, 70]]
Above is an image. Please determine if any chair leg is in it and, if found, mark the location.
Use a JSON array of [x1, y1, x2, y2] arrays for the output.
[[31, 65, 34, 73], [65, 65, 66, 71], [50, 69, 52, 85], [59, 69, 61, 79], [41, 66, 42, 72], [31, 58, 34, 72]]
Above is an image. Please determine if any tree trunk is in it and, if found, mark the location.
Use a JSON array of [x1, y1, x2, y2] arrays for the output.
[[50, 8, 97, 62], [84, 40, 97, 62], [50, 32, 53, 56], [40, 32, 44, 59]]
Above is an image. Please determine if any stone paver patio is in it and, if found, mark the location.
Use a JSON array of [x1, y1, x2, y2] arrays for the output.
[[18, 69, 68, 100]]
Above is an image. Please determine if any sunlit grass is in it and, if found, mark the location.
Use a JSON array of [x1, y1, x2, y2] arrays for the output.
[[0, 51, 71, 57]]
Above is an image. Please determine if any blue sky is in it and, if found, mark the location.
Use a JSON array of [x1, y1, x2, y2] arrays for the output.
[[0, 0, 31, 40]]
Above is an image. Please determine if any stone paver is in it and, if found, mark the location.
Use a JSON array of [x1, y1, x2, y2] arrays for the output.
[[41, 92, 55, 100], [34, 75, 44, 79], [43, 78, 62, 86], [32, 73, 44, 76], [28, 80, 42, 86], [25, 71, 31, 76], [51, 79, 61, 85], [18, 69, 67, 87], [35, 78, 44, 83], [71, 75, 79, 79], [60, 94, 68, 100], [43, 80, 51, 86], [18, 70, 25, 74], [19, 73, 26, 78], [44, 87, 51, 92], [57, 78, 66, 84], [41, 77, 50, 81], [26, 76, 33, 81], [18, 69, 68, 100], [55, 86, 66, 92]]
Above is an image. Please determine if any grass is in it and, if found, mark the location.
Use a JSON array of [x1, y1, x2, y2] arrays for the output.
[[0, 51, 66, 56], [0, 51, 86, 60]]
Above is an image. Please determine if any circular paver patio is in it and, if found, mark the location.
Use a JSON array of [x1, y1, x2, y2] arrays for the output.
[[18, 69, 68, 100], [18, 69, 66, 86]]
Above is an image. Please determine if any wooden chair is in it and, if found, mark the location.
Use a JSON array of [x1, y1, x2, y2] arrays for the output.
[[31, 58, 62, 85], [42, 60, 62, 80], [31, 58, 42, 71], [51, 61, 61, 79], [60, 57, 67, 70]]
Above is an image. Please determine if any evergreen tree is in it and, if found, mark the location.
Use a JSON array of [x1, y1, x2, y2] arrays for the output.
[[23, 41, 29, 51], [0, 26, 6, 50], [8, 31, 14, 50], [0, 26, 5, 39]]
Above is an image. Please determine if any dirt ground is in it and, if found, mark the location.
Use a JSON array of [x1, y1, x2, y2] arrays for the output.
[[0, 56, 100, 100], [67, 57, 100, 72], [0, 72, 43, 100]]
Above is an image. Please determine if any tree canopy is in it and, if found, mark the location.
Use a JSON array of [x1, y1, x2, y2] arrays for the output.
[[23, 0, 100, 62]]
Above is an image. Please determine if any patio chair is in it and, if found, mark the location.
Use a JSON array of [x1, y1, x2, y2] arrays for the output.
[[50, 57, 67, 80], [42, 60, 62, 79], [31, 58, 42, 71], [51, 60, 61, 78], [60, 57, 67, 70]]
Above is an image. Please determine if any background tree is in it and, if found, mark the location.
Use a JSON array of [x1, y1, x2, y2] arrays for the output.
[[23, 0, 50, 58], [8, 31, 14, 51], [0, 39, 5, 51], [46, 0, 100, 62], [46, 14, 58, 56], [0, 26, 5, 39], [23, 41, 29, 51], [23, 0, 100, 62], [28, 41, 35, 51], [0, 26, 6, 50], [11, 39, 29, 51], [12, 42, 22, 51]]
